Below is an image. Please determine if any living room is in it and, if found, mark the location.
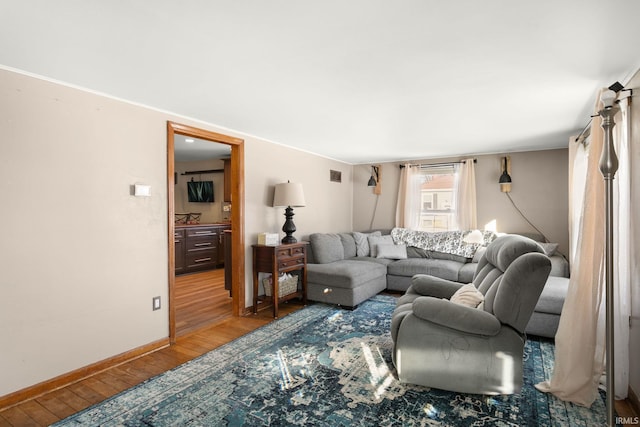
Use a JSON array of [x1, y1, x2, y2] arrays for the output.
[[1, 2, 640, 425]]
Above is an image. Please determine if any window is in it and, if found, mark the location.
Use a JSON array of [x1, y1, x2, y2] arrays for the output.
[[417, 165, 457, 232]]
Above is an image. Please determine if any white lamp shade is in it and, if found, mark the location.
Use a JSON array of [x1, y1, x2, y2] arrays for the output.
[[273, 182, 306, 207]]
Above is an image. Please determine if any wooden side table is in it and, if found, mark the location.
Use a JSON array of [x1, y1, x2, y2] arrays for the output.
[[252, 242, 308, 318]]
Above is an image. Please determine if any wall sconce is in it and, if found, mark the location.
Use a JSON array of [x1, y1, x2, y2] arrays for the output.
[[273, 181, 306, 244], [367, 164, 382, 195], [499, 156, 512, 193]]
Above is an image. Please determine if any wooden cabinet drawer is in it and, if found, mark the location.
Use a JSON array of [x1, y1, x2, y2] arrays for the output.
[[276, 246, 306, 259], [185, 249, 216, 270], [186, 227, 217, 238], [175, 225, 227, 275], [278, 258, 304, 270], [186, 234, 218, 251]]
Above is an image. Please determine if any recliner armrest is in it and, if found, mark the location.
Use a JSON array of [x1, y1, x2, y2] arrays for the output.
[[411, 274, 464, 299], [412, 296, 502, 336]]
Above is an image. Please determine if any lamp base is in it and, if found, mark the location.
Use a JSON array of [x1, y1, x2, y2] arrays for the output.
[[281, 235, 297, 244], [281, 206, 297, 244]]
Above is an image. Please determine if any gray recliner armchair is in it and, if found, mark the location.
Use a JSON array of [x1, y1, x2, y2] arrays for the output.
[[390, 234, 551, 395]]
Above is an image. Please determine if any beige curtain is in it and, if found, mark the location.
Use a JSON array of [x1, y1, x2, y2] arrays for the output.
[[536, 89, 632, 404], [610, 95, 631, 398], [395, 164, 420, 229], [454, 159, 477, 230], [535, 90, 607, 405], [568, 137, 588, 263]]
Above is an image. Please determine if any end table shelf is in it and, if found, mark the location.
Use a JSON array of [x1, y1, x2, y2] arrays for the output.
[[252, 242, 308, 318]]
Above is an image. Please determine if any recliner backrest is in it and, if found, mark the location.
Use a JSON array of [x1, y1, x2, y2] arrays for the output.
[[471, 235, 551, 333]]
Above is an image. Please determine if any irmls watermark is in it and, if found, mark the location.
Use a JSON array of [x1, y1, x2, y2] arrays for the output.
[[616, 416, 640, 425]]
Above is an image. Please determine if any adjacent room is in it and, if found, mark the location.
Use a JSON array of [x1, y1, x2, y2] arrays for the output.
[[1, 2, 639, 426]]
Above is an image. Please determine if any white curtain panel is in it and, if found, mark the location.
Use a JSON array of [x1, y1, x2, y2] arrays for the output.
[[536, 90, 631, 404], [395, 164, 421, 229], [454, 159, 477, 230], [609, 95, 631, 398], [568, 140, 588, 264]]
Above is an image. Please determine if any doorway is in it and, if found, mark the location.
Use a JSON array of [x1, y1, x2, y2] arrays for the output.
[[167, 122, 245, 344]]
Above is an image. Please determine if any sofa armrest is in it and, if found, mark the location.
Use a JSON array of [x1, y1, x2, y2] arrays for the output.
[[411, 274, 464, 299], [412, 297, 502, 336]]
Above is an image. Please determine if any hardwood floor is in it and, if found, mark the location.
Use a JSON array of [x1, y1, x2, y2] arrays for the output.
[[1, 276, 637, 425], [175, 269, 232, 336]]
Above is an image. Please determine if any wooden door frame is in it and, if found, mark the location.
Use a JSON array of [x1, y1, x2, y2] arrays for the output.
[[167, 121, 245, 344]]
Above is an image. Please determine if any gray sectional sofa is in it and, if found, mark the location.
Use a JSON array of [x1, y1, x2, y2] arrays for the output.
[[306, 228, 570, 338]]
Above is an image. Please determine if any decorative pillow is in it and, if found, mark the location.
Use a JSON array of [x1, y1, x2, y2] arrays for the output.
[[376, 243, 408, 260], [539, 243, 559, 256], [449, 283, 484, 308], [368, 235, 394, 257], [352, 231, 381, 257]]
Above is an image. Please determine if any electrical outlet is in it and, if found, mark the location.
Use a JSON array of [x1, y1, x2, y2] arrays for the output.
[[152, 296, 161, 311]]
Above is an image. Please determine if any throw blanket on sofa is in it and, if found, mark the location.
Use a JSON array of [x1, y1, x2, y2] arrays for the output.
[[391, 228, 497, 259]]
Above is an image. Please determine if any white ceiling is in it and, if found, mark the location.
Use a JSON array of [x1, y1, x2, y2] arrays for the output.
[[2, 1, 639, 164], [174, 134, 231, 162]]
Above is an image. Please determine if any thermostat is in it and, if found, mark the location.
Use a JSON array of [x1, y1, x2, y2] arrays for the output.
[[134, 184, 151, 197]]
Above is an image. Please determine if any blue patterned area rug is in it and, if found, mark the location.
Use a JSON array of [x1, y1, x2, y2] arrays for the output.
[[55, 295, 607, 426]]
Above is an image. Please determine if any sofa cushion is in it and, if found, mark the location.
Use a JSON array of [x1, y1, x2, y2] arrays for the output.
[[348, 256, 395, 266], [539, 242, 559, 256], [339, 233, 357, 258], [309, 233, 344, 264], [387, 258, 462, 282], [353, 231, 381, 256], [368, 234, 394, 257], [429, 251, 470, 263], [535, 276, 569, 314], [458, 262, 477, 283], [307, 260, 387, 289], [472, 247, 487, 263], [549, 254, 570, 277], [406, 246, 432, 258]]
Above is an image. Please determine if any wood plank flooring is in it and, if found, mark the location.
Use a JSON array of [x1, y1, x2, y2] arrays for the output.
[[1, 272, 637, 425], [175, 269, 232, 336]]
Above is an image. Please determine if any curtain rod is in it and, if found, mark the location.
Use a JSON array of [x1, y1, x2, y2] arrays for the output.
[[181, 169, 224, 175], [574, 116, 596, 144], [399, 158, 476, 169]]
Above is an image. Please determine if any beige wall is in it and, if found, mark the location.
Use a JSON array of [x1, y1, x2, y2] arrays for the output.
[[354, 149, 569, 255], [175, 159, 228, 223], [0, 68, 353, 396]]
